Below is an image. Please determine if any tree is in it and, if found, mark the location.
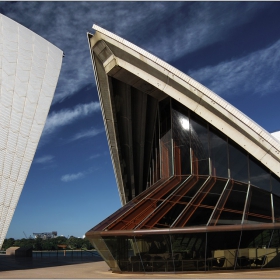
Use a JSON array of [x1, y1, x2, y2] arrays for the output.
[[1, 238, 15, 250]]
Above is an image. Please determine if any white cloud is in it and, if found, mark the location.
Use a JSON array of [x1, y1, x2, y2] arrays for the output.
[[34, 155, 54, 164], [2, 2, 267, 103], [69, 128, 104, 142], [141, 2, 266, 61], [61, 172, 84, 182], [43, 101, 100, 136], [90, 153, 101, 160], [188, 39, 280, 97]]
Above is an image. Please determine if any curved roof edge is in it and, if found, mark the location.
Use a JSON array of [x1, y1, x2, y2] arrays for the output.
[[89, 24, 280, 204]]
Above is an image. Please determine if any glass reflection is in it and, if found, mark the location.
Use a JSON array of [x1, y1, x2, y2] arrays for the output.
[[170, 233, 206, 271], [228, 140, 248, 183], [271, 174, 280, 197], [209, 127, 228, 178], [249, 156, 271, 192], [190, 113, 209, 175], [244, 186, 272, 224], [172, 104, 191, 175]]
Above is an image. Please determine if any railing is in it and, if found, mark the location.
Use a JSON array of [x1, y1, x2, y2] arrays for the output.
[[32, 249, 101, 258]]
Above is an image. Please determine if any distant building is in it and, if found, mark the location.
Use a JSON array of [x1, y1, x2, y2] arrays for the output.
[[33, 231, 58, 240], [0, 14, 63, 248], [86, 25, 280, 273]]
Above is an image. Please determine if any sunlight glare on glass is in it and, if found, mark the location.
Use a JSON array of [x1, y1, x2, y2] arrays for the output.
[[180, 118, 189, 130]]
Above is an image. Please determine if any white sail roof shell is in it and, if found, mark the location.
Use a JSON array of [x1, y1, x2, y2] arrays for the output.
[[89, 25, 280, 205], [0, 14, 63, 246]]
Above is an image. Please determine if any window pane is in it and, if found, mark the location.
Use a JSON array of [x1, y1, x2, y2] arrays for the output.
[[209, 127, 228, 178], [157, 177, 208, 227], [271, 174, 280, 197], [245, 186, 272, 224], [249, 156, 271, 192], [190, 113, 209, 175], [133, 235, 172, 272], [207, 231, 241, 270], [273, 195, 280, 223], [216, 182, 248, 225], [224, 182, 248, 212], [228, 140, 248, 183], [159, 98, 173, 178], [170, 233, 206, 271], [171, 102, 191, 175]]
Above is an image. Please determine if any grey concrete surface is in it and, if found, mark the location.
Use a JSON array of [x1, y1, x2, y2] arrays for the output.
[[0, 255, 280, 279]]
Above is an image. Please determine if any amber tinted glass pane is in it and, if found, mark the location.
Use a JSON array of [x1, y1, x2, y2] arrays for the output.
[[249, 156, 271, 192], [172, 102, 191, 175], [190, 113, 209, 175], [271, 174, 280, 197], [209, 127, 228, 178], [157, 178, 207, 227], [246, 187, 272, 224], [228, 140, 248, 183]]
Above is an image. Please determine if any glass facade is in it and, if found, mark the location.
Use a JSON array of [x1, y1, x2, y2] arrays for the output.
[[86, 97, 280, 273], [88, 229, 280, 272]]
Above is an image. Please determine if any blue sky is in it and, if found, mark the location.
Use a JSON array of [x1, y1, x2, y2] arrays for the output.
[[2, 2, 280, 239]]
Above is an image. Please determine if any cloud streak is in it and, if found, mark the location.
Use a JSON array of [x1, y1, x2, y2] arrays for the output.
[[34, 155, 54, 164], [69, 128, 104, 143], [188, 39, 280, 97], [2, 2, 268, 103], [61, 172, 84, 182], [43, 101, 100, 136]]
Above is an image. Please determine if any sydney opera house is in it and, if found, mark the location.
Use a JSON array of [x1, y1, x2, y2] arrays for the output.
[[85, 25, 280, 272], [1, 12, 280, 274], [0, 14, 62, 248]]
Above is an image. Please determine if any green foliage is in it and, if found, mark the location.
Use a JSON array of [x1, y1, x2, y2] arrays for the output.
[[1, 236, 94, 251], [1, 238, 15, 250]]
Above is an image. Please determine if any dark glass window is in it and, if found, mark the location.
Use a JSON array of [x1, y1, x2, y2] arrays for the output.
[[159, 98, 173, 178], [170, 233, 206, 271], [190, 113, 209, 175], [133, 235, 172, 272], [207, 231, 241, 269], [270, 229, 280, 248], [271, 174, 280, 197], [249, 156, 271, 192], [224, 182, 248, 212], [156, 177, 208, 228], [171, 101, 191, 175], [273, 195, 280, 223], [245, 186, 272, 224], [209, 127, 228, 178], [228, 140, 248, 183], [216, 182, 248, 225], [242, 230, 273, 249]]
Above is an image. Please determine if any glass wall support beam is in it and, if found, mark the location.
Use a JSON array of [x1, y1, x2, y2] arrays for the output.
[[242, 184, 251, 224], [271, 193, 275, 223]]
